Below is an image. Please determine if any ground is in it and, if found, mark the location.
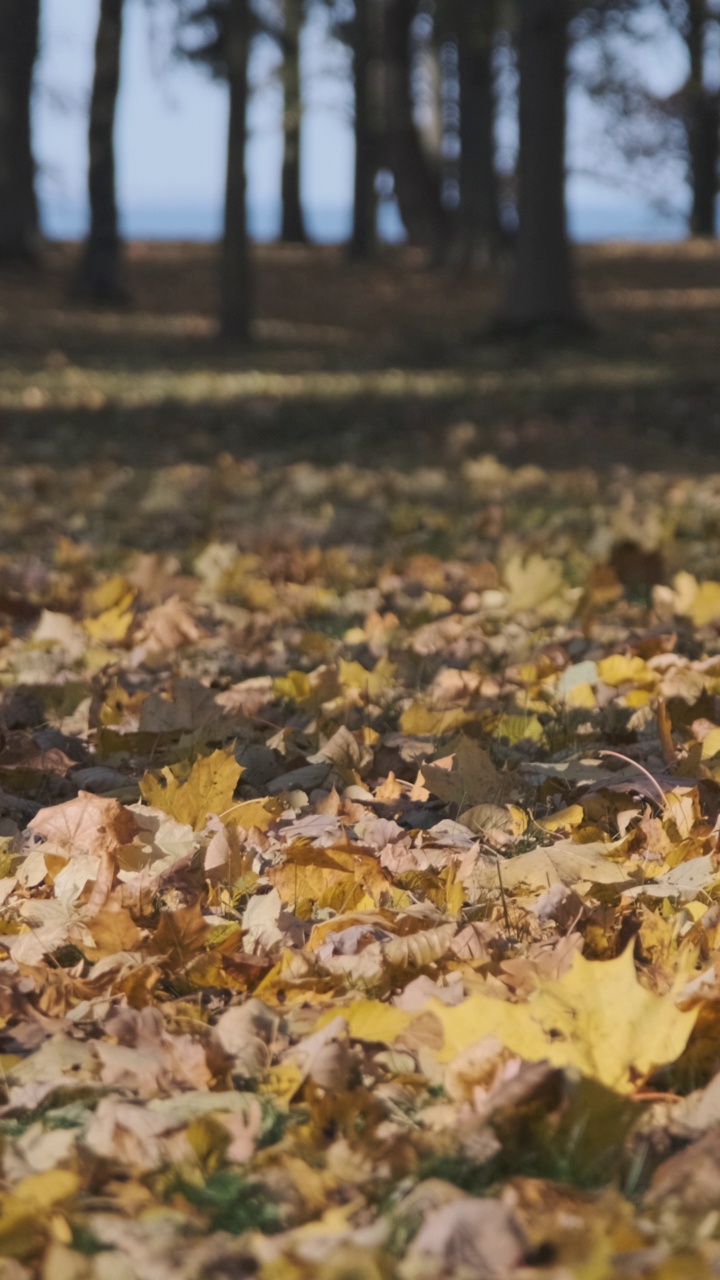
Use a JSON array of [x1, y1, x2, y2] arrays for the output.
[[2, 239, 720, 472], [1, 243, 720, 1278]]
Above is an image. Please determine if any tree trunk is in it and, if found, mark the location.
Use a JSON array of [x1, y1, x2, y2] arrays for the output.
[[281, 0, 306, 243], [221, 0, 252, 342], [452, 0, 501, 267], [75, 0, 126, 303], [686, 1, 718, 238], [0, 0, 40, 264], [383, 0, 446, 253], [349, 0, 377, 259], [503, 0, 580, 331], [689, 92, 719, 235]]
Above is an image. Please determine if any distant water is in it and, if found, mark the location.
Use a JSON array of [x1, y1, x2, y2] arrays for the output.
[[41, 199, 402, 245], [41, 198, 692, 245]]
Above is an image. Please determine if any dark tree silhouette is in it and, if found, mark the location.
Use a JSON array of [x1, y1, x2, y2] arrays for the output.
[[0, 0, 41, 264], [222, 0, 253, 340], [451, 0, 501, 266], [349, 0, 379, 259], [504, 0, 582, 331], [686, 0, 719, 237], [384, 0, 446, 252], [74, 0, 126, 303], [176, 0, 254, 339], [281, 0, 307, 242]]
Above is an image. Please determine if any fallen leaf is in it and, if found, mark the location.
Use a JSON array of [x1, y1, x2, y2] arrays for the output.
[[408, 1194, 526, 1277], [503, 553, 565, 613], [427, 947, 698, 1092], [139, 748, 241, 830], [29, 792, 140, 856], [422, 737, 522, 810], [468, 840, 628, 895], [0, 1170, 80, 1258]]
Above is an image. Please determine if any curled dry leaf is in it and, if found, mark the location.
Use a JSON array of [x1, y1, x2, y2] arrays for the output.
[[97, 1006, 212, 1096], [213, 999, 289, 1079]]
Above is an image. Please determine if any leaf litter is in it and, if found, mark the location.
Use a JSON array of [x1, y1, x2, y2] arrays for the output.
[[4, 454, 720, 1274]]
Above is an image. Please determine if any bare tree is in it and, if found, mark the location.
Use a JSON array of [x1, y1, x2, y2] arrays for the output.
[[383, 0, 446, 252], [281, 0, 307, 242], [222, 0, 253, 340], [504, 0, 582, 330], [0, 0, 41, 264], [176, 0, 254, 339], [349, 0, 379, 258], [74, 0, 126, 302], [450, 0, 502, 265], [685, 0, 719, 235]]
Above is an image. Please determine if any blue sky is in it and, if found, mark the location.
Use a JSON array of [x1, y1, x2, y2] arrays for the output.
[[35, 0, 354, 236], [34, 0, 692, 241]]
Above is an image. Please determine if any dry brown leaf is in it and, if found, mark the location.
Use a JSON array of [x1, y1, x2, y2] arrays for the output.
[[29, 793, 140, 857]]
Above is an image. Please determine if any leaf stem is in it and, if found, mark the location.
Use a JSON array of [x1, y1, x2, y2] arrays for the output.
[[599, 750, 667, 810]]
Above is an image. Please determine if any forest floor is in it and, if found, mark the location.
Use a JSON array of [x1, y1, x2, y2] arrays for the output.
[[2, 243, 720, 1277], [1, 238, 720, 470]]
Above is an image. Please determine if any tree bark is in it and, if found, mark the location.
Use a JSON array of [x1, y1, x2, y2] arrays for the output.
[[349, 0, 378, 259], [689, 92, 719, 235], [281, 0, 306, 243], [503, 0, 580, 331], [686, 1, 718, 238], [0, 0, 40, 264], [452, 0, 501, 267], [383, 0, 446, 253], [75, 0, 126, 303], [221, 0, 252, 342]]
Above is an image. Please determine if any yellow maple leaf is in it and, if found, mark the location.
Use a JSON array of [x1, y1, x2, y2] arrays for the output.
[[597, 654, 655, 688], [140, 747, 242, 830], [273, 668, 339, 711], [98, 682, 148, 728], [338, 656, 396, 700], [83, 600, 135, 645], [273, 670, 313, 704], [425, 947, 697, 1093], [268, 845, 389, 918], [84, 574, 134, 614], [316, 1000, 413, 1044], [623, 689, 653, 708], [503, 553, 565, 613], [566, 681, 596, 709], [0, 1170, 79, 1258], [224, 797, 283, 832], [81, 575, 136, 645], [537, 804, 584, 833], [494, 712, 545, 745], [400, 704, 472, 736], [679, 578, 720, 628]]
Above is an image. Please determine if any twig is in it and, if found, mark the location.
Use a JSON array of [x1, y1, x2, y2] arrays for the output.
[[600, 749, 667, 809], [496, 857, 511, 933]]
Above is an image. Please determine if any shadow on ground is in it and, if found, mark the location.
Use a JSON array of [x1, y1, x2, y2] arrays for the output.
[[1, 240, 720, 472]]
